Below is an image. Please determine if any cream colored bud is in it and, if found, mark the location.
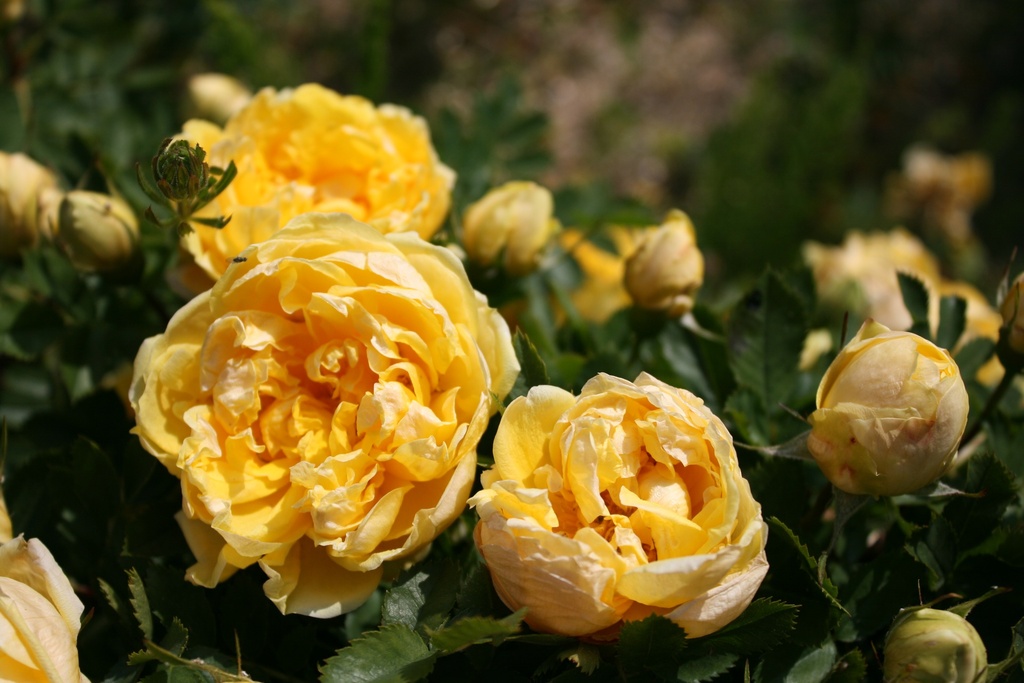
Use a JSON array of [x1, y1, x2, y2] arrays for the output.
[[807, 320, 969, 496], [187, 73, 252, 123], [883, 608, 987, 683], [58, 191, 139, 272], [624, 209, 704, 317], [0, 151, 60, 256], [1001, 273, 1024, 358], [462, 181, 560, 275]]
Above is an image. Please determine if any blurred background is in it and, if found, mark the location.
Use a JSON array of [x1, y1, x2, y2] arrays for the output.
[[2, 0, 1021, 285]]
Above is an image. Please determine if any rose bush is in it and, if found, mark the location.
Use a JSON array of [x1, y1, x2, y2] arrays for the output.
[[177, 83, 456, 282], [807, 320, 969, 496], [130, 212, 518, 617], [470, 373, 767, 639]]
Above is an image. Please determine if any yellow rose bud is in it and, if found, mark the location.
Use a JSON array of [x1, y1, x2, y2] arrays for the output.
[[1001, 272, 1024, 359], [187, 72, 253, 124], [462, 181, 560, 275], [130, 213, 519, 617], [0, 536, 88, 683], [624, 210, 704, 317], [470, 373, 767, 639], [807, 320, 969, 496], [58, 190, 140, 272], [883, 608, 987, 683], [178, 83, 455, 284], [0, 151, 61, 257]]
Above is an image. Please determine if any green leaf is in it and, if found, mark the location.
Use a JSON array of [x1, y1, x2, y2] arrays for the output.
[[945, 453, 1018, 552], [692, 599, 799, 655], [955, 338, 997, 381], [729, 270, 806, 412], [835, 550, 922, 642], [897, 272, 932, 339], [906, 513, 956, 591], [617, 614, 688, 682], [677, 652, 740, 683], [0, 300, 65, 360], [824, 649, 867, 683], [319, 625, 436, 683], [772, 640, 837, 683], [128, 567, 154, 640], [380, 555, 460, 634], [427, 609, 526, 653], [70, 437, 121, 519], [768, 517, 845, 614], [935, 294, 967, 351], [161, 618, 189, 657], [509, 329, 550, 401], [145, 564, 217, 646]]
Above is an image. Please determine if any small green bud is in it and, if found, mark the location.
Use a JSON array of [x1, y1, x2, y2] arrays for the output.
[[154, 138, 210, 203], [883, 608, 987, 683]]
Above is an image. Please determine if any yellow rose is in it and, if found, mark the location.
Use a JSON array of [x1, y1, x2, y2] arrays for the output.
[[57, 190, 140, 273], [1001, 272, 1024, 358], [939, 279, 1004, 385], [187, 72, 253, 124], [178, 83, 455, 282], [130, 213, 518, 617], [0, 151, 60, 257], [559, 227, 637, 324], [462, 181, 560, 275], [624, 210, 704, 317], [883, 608, 987, 683], [803, 229, 941, 331], [0, 536, 89, 683], [470, 373, 767, 639], [807, 320, 969, 496]]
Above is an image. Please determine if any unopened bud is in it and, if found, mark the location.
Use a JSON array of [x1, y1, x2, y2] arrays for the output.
[[1000, 273, 1024, 368], [883, 608, 987, 683], [807, 320, 969, 496], [58, 191, 139, 272], [0, 151, 60, 256], [155, 138, 210, 203], [462, 181, 560, 275], [624, 209, 704, 317]]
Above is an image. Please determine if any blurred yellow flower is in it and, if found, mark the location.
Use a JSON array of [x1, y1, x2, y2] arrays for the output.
[[130, 213, 518, 617], [471, 373, 767, 639], [462, 181, 560, 275], [178, 83, 455, 282], [624, 209, 704, 317], [0, 535, 89, 682], [58, 190, 140, 273], [0, 151, 60, 257], [808, 320, 969, 496], [187, 72, 253, 124], [559, 227, 637, 324]]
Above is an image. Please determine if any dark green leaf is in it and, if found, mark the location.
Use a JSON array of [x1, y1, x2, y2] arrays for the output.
[[380, 555, 460, 634], [128, 567, 154, 640], [906, 513, 956, 591], [0, 300, 64, 360], [824, 649, 867, 683], [146, 564, 217, 646], [935, 294, 967, 351], [319, 625, 436, 683], [955, 338, 997, 381], [70, 437, 121, 519], [945, 453, 1018, 552], [897, 273, 931, 338], [160, 618, 189, 657], [729, 270, 806, 412], [617, 614, 688, 682], [509, 329, 550, 401], [835, 550, 922, 642], [692, 599, 798, 655], [677, 652, 740, 682], [427, 609, 526, 652]]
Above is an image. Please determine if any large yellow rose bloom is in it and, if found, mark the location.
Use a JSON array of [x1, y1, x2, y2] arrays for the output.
[[179, 83, 455, 282], [130, 213, 518, 617], [470, 373, 767, 639]]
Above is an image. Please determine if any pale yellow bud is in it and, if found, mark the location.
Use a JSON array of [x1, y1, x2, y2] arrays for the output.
[[462, 181, 560, 275], [807, 320, 969, 496], [187, 73, 253, 124], [0, 151, 60, 257], [883, 608, 987, 683], [58, 190, 139, 272], [1001, 273, 1024, 358], [624, 209, 704, 317]]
